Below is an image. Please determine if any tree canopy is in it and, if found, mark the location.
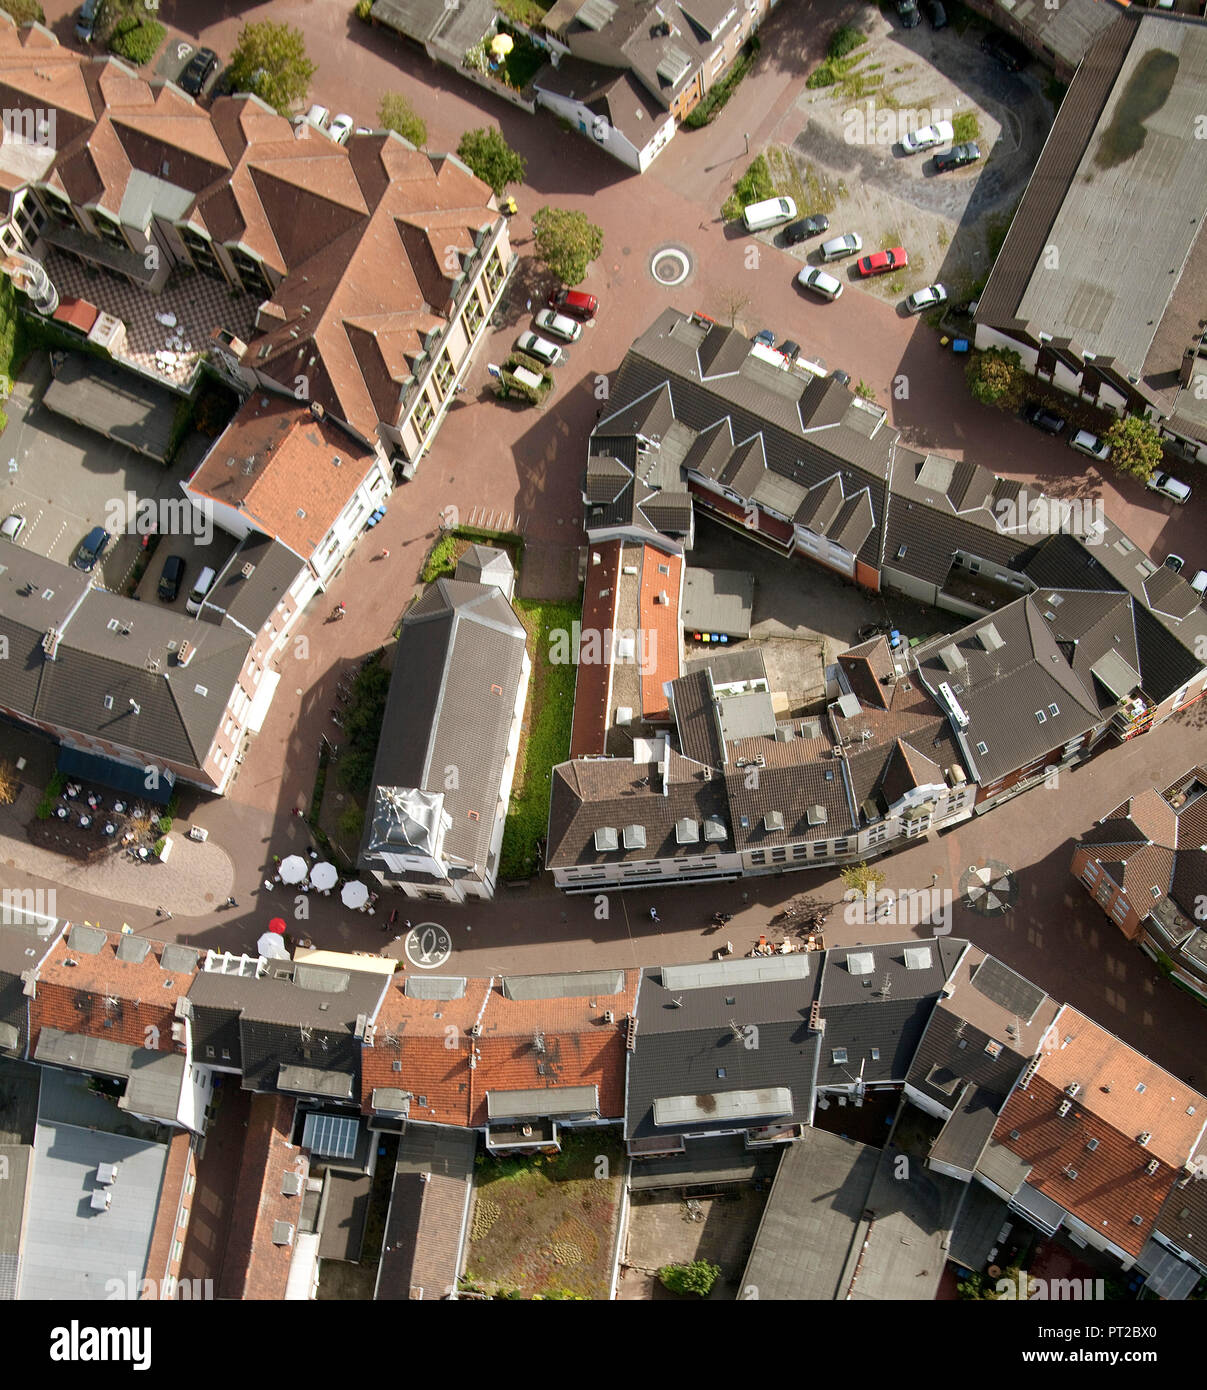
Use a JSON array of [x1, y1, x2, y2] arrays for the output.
[[227, 21, 316, 117], [456, 128, 526, 197], [531, 207, 603, 287]]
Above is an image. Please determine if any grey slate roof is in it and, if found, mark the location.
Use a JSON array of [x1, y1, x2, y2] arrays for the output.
[[0, 921, 61, 1059], [814, 940, 963, 1089], [361, 578, 527, 880], [625, 962, 820, 1141], [198, 534, 306, 635], [929, 1084, 1002, 1175]]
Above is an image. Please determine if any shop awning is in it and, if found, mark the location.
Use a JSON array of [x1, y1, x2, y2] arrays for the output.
[[56, 747, 174, 805]]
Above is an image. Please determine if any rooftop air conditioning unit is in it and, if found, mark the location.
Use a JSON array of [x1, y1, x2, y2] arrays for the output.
[[1066, 1082, 1080, 1098]]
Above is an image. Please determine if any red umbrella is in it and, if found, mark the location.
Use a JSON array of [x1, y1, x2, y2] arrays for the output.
[[269, 917, 287, 935]]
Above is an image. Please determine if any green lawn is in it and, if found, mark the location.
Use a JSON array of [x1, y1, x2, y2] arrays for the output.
[[499, 595, 578, 880], [463, 1131, 625, 1298]]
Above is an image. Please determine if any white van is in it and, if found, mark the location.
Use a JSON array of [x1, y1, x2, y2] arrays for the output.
[[186, 565, 216, 616], [742, 196, 797, 232]]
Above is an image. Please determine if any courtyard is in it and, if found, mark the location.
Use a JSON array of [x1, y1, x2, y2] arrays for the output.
[[620, 1187, 770, 1301]]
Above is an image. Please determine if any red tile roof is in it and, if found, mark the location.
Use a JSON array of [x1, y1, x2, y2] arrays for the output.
[[219, 1093, 307, 1301], [569, 539, 622, 758], [141, 1130, 194, 1297], [188, 394, 379, 560], [638, 545, 682, 721], [30, 927, 196, 1055]]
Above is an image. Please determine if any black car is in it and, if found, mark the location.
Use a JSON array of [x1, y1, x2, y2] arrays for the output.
[[178, 48, 219, 98], [897, 0, 921, 29], [73, 526, 111, 572], [778, 340, 801, 363], [830, 368, 851, 387], [158, 554, 186, 602], [927, 1, 947, 28], [1022, 401, 1067, 437], [980, 31, 1028, 71], [934, 142, 981, 173], [784, 214, 830, 245]]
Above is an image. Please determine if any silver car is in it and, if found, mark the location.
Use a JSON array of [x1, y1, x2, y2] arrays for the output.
[[797, 266, 843, 302], [820, 233, 863, 263], [515, 331, 563, 368]]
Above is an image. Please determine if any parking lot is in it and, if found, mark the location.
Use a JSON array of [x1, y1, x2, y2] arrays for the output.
[[1, 354, 235, 603], [751, 5, 1055, 307]]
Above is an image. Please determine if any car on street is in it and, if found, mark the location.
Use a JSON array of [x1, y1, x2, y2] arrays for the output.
[[896, 0, 921, 29], [328, 113, 355, 145], [1192, 570, 1207, 597], [1164, 554, 1185, 574], [515, 331, 563, 368], [796, 266, 844, 302], [73, 526, 111, 572], [778, 340, 801, 362], [1, 514, 25, 541], [927, 1, 948, 28], [1021, 401, 1067, 436], [820, 233, 863, 263], [934, 142, 981, 173], [534, 309, 582, 343], [74, 0, 100, 42], [1146, 470, 1191, 504], [900, 121, 953, 155], [830, 369, 851, 387], [1069, 429, 1111, 462], [549, 288, 598, 321], [296, 104, 330, 131], [857, 247, 908, 277], [752, 329, 776, 347], [784, 214, 830, 244], [178, 47, 218, 97], [905, 283, 948, 314], [981, 31, 1028, 71], [158, 554, 186, 603]]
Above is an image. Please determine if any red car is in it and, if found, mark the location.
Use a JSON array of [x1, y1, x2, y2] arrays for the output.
[[548, 288, 598, 321], [856, 247, 908, 277]]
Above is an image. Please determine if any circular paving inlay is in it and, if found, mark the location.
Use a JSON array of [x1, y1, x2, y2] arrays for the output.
[[959, 860, 1019, 917], [404, 921, 453, 969], [650, 244, 693, 287]]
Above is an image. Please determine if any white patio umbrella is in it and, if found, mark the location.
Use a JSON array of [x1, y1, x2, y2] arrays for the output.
[[279, 854, 308, 885], [256, 931, 290, 960], [341, 880, 370, 910], [310, 861, 338, 892]]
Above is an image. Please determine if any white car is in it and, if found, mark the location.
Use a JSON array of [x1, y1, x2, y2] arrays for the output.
[[328, 113, 355, 145], [533, 309, 582, 343], [1191, 570, 1207, 597], [1069, 429, 1110, 462], [905, 283, 948, 314], [796, 266, 843, 302], [297, 103, 330, 130], [514, 331, 563, 368], [900, 120, 954, 155], [1146, 470, 1191, 504], [0, 513, 24, 541]]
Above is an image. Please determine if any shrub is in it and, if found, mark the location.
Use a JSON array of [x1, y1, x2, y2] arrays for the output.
[[338, 806, 364, 841], [965, 347, 1026, 410], [157, 815, 172, 834], [840, 861, 885, 897], [377, 92, 427, 148], [4, 0, 44, 23], [152, 836, 167, 857], [828, 26, 865, 61], [1105, 414, 1164, 482], [108, 17, 166, 67], [35, 772, 65, 820], [355, 0, 373, 17], [721, 153, 775, 221], [658, 1260, 720, 1297]]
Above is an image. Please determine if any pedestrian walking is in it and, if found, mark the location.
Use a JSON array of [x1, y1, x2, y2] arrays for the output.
[[291, 808, 304, 818], [404, 919, 412, 932], [649, 908, 660, 923], [525, 297, 532, 311], [930, 872, 938, 888], [226, 896, 238, 908], [388, 909, 398, 928], [376, 548, 390, 559]]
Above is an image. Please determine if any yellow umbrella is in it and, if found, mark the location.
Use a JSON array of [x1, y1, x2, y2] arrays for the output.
[[491, 33, 514, 56]]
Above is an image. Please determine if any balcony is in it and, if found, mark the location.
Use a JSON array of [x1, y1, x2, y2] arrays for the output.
[[40, 217, 159, 286]]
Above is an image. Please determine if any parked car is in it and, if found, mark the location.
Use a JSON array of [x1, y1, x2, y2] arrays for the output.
[[778, 340, 801, 363], [1069, 429, 1111, 462], [905, 283, 948, 314], [548, 288, 598, 321], [752, 329, 776, 347], [0, 514, 25, 541], [934, 142, 981, 173], [1022, 401, 1067, 436], [857, 247, 908, 277], [73, 526, 111, 572], [158, 554, 186, 603], [515, 331, 563, 368], [896, 0, 921, 29], [927, 1, 948, 28], [178, 47, 218, 97], [299, 104, 330, 130], [534, 309, 582, 343], [900, 120, 953, 155], [797, 266, 844, 302], [981, 31, 1028, 71], [784, 214, 830, 244], [742, 197, 797, 232], [328, 113, 355, 145], [74, 0, 100, 42], [1164, 554, 1185, 574], [1146, 470, 1191, 504], [1191, 570, 1207, 597], [830, 369, 851, 387], [820, 233, 863, 263]]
